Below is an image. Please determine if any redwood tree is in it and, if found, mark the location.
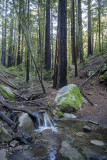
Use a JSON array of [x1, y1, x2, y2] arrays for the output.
[[88, 0, 92, 56], [45, 0, 51, 70], [53, 0, 67, 89], [71, 0, 77, 77]]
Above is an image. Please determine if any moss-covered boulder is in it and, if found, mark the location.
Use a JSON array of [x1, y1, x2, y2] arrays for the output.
[[55, 84, 83, 112], [98, 62, 107, 83], [0, 127, 12, 143], [0, 85, 15, 99]]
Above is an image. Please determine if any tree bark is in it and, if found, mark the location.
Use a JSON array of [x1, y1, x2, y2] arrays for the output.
[[53, 0, 67, 88], [17, 0, 22, 65], [71, 0, 77, 77], [98, 0, 101, 52], [88, 0, 92, 56], [8, 11, 14, 67], [78, 0, 83, 62], [26, 0, 30, 82], [45, 0, 51, 70]]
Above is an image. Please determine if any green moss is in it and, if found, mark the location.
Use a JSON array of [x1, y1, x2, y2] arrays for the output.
[[56, 85, 83, 111], [99, 75, 104, 82], [0, 85, 15, 100], [0, 127, 12, 143], [87, 92, 93, 95], [91, 81, 95, 85], [57, 112, 63, 118], [15, 77, 21, 81]]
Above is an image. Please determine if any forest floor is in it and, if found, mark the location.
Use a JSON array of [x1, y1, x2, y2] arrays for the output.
[[0, 53, 107, 160], [0, 53, 107, 129]]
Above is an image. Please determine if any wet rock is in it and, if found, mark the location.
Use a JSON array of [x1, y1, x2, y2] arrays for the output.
[[9, 140, 19, 147], [90, 140, 105, 146], [94, 104, 98, 107], [63, 113, 77, 119], [59, 141, 84, 160], [83, 125, 91, 132], [0, 149, 8, 160], [65, 134, 74, 144], [23, 145, 29, 150], [76, 132, 85, 137], [15, 145, 23, 150], [19, 113, 35, 133], [0, 127, 12, 143], [82, 148, 107, 160]]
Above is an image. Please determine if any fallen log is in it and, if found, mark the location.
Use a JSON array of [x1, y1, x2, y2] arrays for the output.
[[80, 63, 105, 87], [0, 97, 38, 121], [0, 73, 19, 90], [28, 93, 46, 100], [13, 91, 28, 101], [80, 89, 94, 106], [0, 112, 32, 141], [0, 70, 17, 77]]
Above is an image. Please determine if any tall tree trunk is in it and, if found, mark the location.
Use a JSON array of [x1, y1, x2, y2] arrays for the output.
[[76, 0, 79, 59], [17, 0, 22, 65], [26, 0, 30, 82], [78, 0, 83, 62], [1, 1, 5, 65], [50, 6, 54, 70], [102, 31, 103, 52], [53, 0, 67, 89], [88, 0, 92, 56], [8, 12, 14, 67], [95, 22, 98, 50], [71, 0, 77, 77], [45, 0, 51, 70], [38, 0, 41, 56], [98, 0, 101, 52], [71, 0, 75, 65], [91, 35, 93, 55], [3, 0, 7, 66]]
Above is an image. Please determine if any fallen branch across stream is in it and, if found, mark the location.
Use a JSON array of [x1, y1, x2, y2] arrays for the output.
[[0, 112, 32, 141], [0, 97, 38, 122]]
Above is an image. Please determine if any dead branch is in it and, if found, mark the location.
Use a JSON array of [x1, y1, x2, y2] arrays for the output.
[[0, 112, 32, 141], [13, 91, 28, 101], [80, 63, 105, 87], [80, 89, 94, 106], [28, 93, 46, 100], [0, 73, 19, 90], [0, 97, 38, 121]]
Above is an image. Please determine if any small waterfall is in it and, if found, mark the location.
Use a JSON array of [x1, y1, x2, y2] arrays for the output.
[[35, 112, 57, 132]]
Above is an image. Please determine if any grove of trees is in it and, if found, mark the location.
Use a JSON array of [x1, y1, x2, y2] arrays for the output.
[[0, 0, 107, 89]]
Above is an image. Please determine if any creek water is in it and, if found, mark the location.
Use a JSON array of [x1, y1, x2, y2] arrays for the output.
[[9, 111, 107, 160], [35, 112, 57, 132]]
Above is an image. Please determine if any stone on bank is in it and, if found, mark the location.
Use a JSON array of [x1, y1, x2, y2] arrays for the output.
[[55, 84, 83, 112]]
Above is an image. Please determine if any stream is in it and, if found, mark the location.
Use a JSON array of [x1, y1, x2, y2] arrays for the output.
[[8, 110, 107, 160]]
